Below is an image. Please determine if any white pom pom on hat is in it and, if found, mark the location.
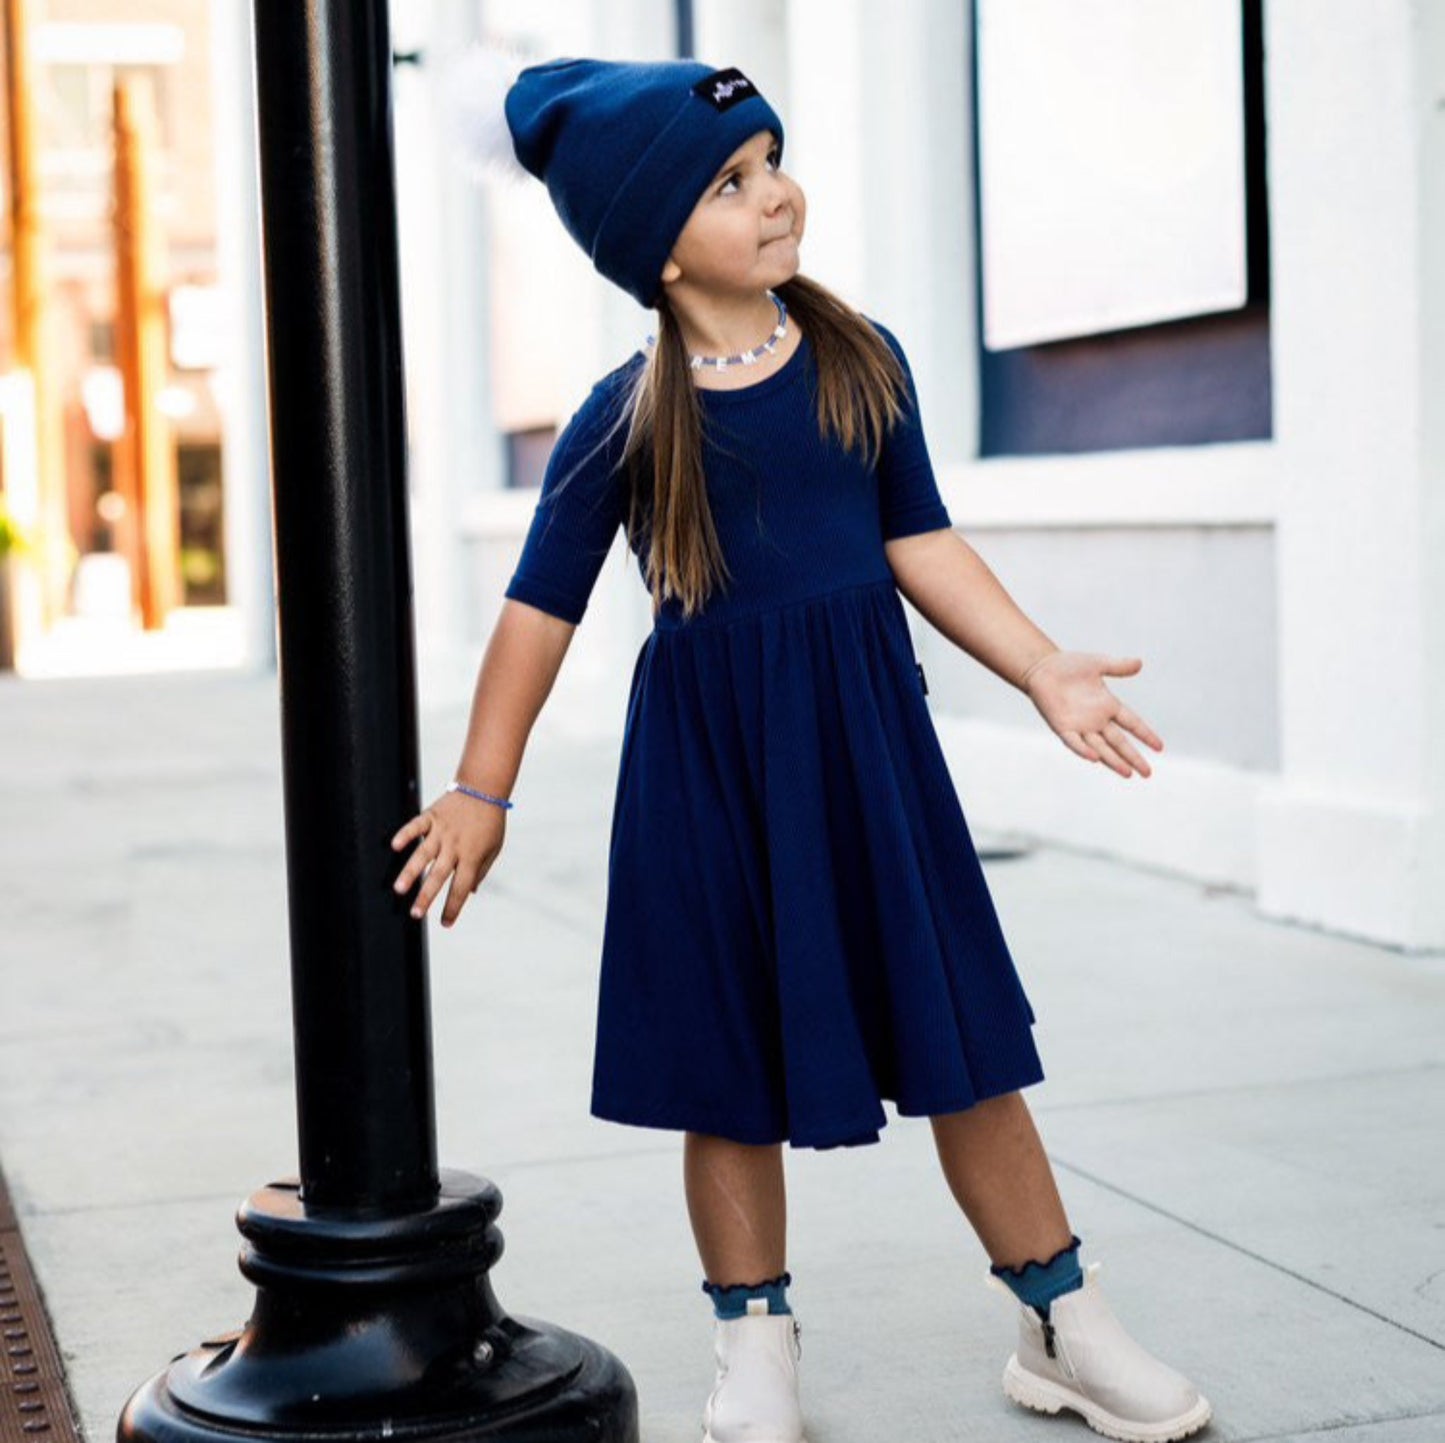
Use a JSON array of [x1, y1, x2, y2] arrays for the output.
[[433, 38, 534, 188]]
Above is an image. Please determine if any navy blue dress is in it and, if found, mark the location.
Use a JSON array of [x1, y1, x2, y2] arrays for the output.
[[504, 317, 1044, 1150]]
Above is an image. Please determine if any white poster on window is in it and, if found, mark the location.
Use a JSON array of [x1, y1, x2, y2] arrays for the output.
[[975, 0, 1248, 350]]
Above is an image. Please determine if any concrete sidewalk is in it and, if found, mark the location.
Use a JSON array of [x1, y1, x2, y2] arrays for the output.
[[0, 668, 1441, 1443]]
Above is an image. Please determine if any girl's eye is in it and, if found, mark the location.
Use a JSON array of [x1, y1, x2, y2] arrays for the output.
[[719, 148, 781, 195]]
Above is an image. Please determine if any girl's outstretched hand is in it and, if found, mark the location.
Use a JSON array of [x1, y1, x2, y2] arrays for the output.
[[390, 789, 507, 928], [1020, 651, 1163, 778]]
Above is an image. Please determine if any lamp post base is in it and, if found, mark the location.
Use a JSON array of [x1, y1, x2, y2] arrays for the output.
[[117, 1168, 639, 1443]]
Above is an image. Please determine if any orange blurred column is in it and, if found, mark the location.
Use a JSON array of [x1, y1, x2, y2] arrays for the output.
[[3, 0, 76, 632], [112, 73, 180, 629]]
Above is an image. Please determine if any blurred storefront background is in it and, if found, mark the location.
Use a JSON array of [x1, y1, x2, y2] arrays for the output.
[[1, 0, 1442, 954]]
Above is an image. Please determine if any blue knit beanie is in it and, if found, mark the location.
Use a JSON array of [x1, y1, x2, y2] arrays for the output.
[[499, 58, 786, 311]]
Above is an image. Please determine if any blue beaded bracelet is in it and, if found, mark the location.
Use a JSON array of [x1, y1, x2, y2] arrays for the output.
[[447, 780, 514, 810]]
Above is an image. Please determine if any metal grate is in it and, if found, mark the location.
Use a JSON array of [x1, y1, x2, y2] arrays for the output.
[[0, 1164, 83, 1443]]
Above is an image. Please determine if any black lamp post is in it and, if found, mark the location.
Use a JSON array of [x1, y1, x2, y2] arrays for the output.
[[117, 5, 637, 1440]]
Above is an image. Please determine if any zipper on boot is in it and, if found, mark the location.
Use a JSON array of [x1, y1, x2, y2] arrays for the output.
[[1035, 1306, 1079, 1381]]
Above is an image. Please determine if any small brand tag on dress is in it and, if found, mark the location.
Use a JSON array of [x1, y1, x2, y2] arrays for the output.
[[692, 67, 758, 113], [746, 1297, 769, 1315], [916, 661, 929, 695]]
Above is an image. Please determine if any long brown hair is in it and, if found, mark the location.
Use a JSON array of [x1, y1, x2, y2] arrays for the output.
[[594, 272, 916, 622]]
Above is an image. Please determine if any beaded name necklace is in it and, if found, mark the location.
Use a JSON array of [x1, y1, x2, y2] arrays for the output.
[[643, 291, 789, 372]]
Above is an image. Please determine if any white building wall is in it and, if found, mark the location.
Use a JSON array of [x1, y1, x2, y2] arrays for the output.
[[1251, 0, 1444, 950], [1416, 0, 1445, 950], [210, 0, 275, 672], [403, 0, 1444, 952]]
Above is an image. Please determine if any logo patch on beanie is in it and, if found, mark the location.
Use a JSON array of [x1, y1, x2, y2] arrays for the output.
[[692, 67, 758, 113]]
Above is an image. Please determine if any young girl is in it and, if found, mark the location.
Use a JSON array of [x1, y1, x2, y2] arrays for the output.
[[397, 53, 1213, 1443]]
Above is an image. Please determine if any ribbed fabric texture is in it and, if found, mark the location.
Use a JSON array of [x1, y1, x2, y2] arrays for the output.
[[506, 318, 1046, 1151], [990, 1233, 1085, 1320], [504, 59, 786, 310], [505, 317, 950, 627], [702, 1269, 794, 1319]]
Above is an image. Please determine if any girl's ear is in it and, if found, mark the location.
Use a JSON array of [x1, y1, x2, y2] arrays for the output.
[[660, 257, 682, 284]]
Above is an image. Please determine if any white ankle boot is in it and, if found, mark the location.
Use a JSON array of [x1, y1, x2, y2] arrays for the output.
[[985, 1260, 1213, 1442], [701, 1299, 806, 1443]]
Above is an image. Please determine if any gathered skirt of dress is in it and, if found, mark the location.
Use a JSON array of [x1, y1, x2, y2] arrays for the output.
[[588, 573, 1045, 1151]]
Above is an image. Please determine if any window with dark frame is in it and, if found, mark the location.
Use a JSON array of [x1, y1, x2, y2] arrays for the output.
[[970, 0, 1270, 458]]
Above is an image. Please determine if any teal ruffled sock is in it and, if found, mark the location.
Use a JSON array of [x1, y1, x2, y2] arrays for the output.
[[989, 1233, 1083, 1321], [701, 1268, 793, 1319]]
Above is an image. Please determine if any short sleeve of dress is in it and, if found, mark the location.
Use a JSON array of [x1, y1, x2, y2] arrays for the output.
[[865, 317, 954, 542], [503, 367, 636, 625]]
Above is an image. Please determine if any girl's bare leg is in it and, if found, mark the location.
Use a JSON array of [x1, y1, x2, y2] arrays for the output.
[[929, 1090, 1077, 1269], [684, 1132, 788, 1285]]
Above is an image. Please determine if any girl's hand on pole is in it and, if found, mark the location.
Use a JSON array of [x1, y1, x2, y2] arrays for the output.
[[390, 789, 507, 928], [1020, 651, 1163, 778]]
